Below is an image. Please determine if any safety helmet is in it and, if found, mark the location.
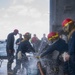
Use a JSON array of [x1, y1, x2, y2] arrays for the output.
[[62, 18, 74, 27], [23, 32, 31, 39], [47, 32, 59, 40]]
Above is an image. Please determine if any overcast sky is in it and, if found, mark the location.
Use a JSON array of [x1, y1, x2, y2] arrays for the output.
[[0, 0, 49, 40]]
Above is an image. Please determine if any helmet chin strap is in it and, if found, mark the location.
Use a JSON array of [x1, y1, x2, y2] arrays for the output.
[[68, 25, 70, 33], [69, 24, 74, 33], [68, 28, 75, 40]]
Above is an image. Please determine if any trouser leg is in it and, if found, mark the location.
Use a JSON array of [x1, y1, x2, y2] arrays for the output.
[[7, 53, 14, 71], [13, 60, 21, 75], [22, 56, 28, 74]]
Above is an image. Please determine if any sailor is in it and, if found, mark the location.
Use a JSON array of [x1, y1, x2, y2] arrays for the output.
[[6, 29, 19, 72], [15, 33, 23, 70], [62, 18, 75, 75], [15, 33, 23, 50], [31, 34, 40, 52], [13, 32, 35, 75], [36, 32, 69, 75]]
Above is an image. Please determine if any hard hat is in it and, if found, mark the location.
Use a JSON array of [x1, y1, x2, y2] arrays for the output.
[[23, 32, 31, 39], [62, 18, 74, 27], [14, 29, 19, 33], [48, 32, 59, 40]]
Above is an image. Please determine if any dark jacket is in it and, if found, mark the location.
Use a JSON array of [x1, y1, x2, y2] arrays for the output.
[[17, 39, 35, 54], [68, 31, 75, 56], [6, 33, 14, 51], [68, 31, 75, 74], [40, 38, 69, 74], [16, 38, 23, 45], [41, 38, 68, 57]]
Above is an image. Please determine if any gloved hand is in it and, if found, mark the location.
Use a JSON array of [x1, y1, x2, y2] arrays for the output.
[[17, 51, 22, 59], [62, 52, 70, 62], [36, 56, 41, 59]]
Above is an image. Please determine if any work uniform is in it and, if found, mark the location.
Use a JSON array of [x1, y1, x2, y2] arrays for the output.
[[40, 38, 69, 75], [15, 38, 23, 58], [15, 38, 23, 49], [13, 39, 35, 75], [61, 18, 75, 75], [68, 30, 75, 75], [6, 32, 15, 71], [15, 37, 23, 69]]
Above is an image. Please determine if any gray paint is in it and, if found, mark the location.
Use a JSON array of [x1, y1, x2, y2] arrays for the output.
[[50, 0, 75, 32]]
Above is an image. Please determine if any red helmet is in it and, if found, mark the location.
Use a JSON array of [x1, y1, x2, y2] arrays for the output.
[[62, 18, 74, 27], [23, 32, 31, 39], [47, 32, 59, 40]]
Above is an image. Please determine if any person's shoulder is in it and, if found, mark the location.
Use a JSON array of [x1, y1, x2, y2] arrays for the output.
[[8, 32, 11, 35], [54, 38, 65, 45], [71, 31, 75, 39], [8, 32, 13, 37], [58, 38, 64, 41], [21, 39, 29, 43], [59, 38, 66, 42], [21, 39, 25, 42]]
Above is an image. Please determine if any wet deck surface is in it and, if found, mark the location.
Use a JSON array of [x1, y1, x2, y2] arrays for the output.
[[0, 58, 38, 75], [0, 60, 16, 75]]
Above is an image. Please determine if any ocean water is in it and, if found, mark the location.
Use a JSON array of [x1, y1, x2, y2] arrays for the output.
[[0, 42, 7, 56], [0, 42, 17, 56]]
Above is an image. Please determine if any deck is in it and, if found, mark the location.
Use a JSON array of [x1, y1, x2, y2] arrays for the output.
[[0, 60, 15, 75]]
